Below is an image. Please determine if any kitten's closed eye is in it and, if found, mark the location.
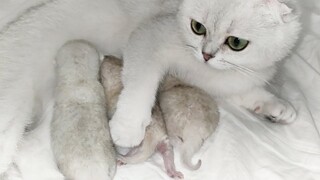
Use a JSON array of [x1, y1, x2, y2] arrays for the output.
[[225, 36, 249, 51]]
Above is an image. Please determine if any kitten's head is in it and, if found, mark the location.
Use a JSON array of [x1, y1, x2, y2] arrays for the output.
[[177, 0, 301, 71]]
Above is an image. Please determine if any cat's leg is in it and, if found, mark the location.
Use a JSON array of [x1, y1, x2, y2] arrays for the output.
[[156, 139, 184, 179], [0, 79, 34, 174], [228, 87, 297, 124], [109, 58, 165, 147]]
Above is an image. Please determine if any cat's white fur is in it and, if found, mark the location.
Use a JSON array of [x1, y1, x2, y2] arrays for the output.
[[51, 40, 116, 180], [0, 0, 300, 177], [12, 101, 65, 180], [0, 0, 179, 176], [110, 0, 301, 147]]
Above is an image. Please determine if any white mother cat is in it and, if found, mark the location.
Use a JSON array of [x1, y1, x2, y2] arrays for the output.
[[0, 0, 299, 176], [110, 0, 301, 147]]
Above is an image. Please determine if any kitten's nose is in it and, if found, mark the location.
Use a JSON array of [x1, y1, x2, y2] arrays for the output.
[[202, 52, 214, 62]]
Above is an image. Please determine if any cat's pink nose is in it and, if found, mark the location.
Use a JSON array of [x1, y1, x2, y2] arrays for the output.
[[202, 52, 213, 62]]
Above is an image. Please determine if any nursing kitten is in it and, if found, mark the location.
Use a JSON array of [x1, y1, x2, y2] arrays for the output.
[[159, 76, 220, 171], [100, 57, 183, 179], [51, 40, 116, 180], [110, 0, 301, 147], [101, 56, 219, 176], [0, 0, 180, 175]]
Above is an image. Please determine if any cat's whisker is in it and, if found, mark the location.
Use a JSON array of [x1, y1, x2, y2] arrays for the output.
[[231, 68, 261, 88], [237, 67, 272, 87], [221, 60, 273, 87], [224, 60, 257, 74], [185, 44, 198, 53]]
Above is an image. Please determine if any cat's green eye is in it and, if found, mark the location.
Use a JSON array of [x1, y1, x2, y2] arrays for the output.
[[191, 19, 206, 36], [226, 36, 249, 51]]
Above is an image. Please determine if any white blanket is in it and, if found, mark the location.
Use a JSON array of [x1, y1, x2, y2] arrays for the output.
[[1, 0, 319, 179]]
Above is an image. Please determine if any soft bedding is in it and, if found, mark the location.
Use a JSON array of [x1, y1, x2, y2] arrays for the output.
[[1, 0, 319, 179]]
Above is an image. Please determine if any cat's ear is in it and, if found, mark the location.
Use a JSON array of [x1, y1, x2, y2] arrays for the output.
[[263, 0, 297, 24]]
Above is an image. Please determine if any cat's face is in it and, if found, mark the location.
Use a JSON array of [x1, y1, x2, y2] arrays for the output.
[[178, 0, 301, 71]]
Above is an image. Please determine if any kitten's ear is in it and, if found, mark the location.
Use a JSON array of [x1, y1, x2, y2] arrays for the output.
[[264, 0, 297, 24]]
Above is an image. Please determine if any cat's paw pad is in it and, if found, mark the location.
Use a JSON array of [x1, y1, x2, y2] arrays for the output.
[[254, 99, 297, 124], [109, 115, 147, 147]]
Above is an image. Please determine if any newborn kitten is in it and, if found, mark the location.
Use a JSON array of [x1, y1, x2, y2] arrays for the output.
[[101, 56, 220, 176], [159, 76, 220, 171], [51, 40, 116, 180], [110, 0, 301, 147], [100, 57, 183, 179]]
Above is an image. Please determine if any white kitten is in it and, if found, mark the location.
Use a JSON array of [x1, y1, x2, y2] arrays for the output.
[[51, 40, 116, 180], [110, 0, 301, 147], [0, 0, 179, 175]]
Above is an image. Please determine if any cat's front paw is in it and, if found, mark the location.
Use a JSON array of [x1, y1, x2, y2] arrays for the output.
[[254, 98, 297, 124], [109, 114, 148, 147]]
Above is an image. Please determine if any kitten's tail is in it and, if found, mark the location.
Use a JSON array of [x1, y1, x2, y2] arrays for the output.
[[180, 139, 202, 171]]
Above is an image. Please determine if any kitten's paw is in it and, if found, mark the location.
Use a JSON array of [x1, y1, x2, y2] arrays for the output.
[[167, 169, 184, 180], [254, 99, 297, 124], [110, 115, 148, 147]]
